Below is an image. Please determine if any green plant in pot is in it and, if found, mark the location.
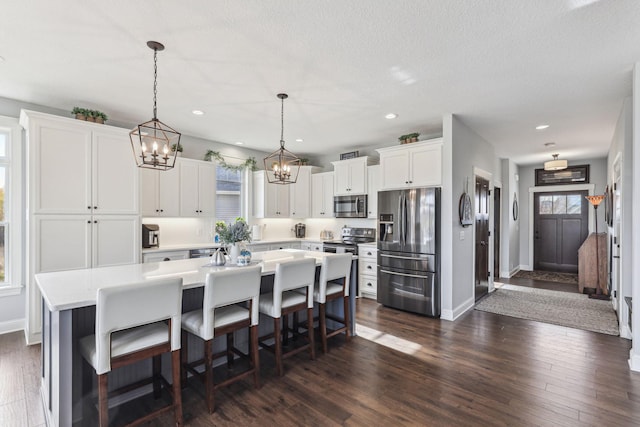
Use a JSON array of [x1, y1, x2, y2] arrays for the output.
[[71, 107, 87, 120], [171, 143, 183, 156]]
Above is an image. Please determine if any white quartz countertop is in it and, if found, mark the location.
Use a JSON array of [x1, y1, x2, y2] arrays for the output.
[[141, 238, 327, 254], [36, 249, 353, 312]]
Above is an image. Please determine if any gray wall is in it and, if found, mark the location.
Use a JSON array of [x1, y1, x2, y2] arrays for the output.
[[450, 115, 496, 311], [500, 159, 520, 276], [517, 157, 608, 269]]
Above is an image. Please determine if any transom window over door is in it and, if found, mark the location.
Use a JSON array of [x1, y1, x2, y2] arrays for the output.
[[216, 167, 244, 223]]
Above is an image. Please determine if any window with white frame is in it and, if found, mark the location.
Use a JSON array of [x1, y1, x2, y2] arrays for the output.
[[0, 116, 21, 292], [215, 166, 245, 224]]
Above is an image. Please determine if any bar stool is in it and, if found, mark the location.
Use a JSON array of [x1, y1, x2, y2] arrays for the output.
[[79, 278, 184, 427], [304, 253, 353, 353], [181, 266, 262, 413], [258, 257, 316, 376]]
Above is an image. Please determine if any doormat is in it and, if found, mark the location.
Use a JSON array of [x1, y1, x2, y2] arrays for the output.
[[513, 270, 578, 284], [475, 284, 619, 336]]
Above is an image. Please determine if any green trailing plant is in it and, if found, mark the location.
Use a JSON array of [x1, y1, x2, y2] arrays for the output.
[[171, 143, 183, 152], [204, 150, 257, 171]]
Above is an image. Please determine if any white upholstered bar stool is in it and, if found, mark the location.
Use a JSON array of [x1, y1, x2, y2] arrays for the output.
[[310, 253, 353, 353], [181, 265, 262, 413], [79, 277, 184, 427], [258, 257, 316, 376]]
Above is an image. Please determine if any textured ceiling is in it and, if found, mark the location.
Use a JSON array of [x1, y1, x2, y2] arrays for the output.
[[1, 0, 638, 165]]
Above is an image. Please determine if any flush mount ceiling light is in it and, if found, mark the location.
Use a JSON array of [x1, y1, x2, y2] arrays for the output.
[[263, 93, 300, 185], [536, 124, 550, 130], [544, 153, 568, 171], [129, 41, 181, 171]]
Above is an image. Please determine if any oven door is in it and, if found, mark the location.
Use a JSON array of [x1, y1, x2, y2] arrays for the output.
[[377, 266, 439, 317]]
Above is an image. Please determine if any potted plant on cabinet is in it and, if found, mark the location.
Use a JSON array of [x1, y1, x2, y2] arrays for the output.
[[171, 143, 183, 156], [72, 107, 87, 121]]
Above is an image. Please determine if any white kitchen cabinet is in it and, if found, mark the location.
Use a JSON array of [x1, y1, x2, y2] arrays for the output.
[[332, 157, 371, 195], [143, 250, 190, 263], [22, 111, 139, 215], [179, 159, 216, 217], [301, 241, 324, 252], [253, 171, 290, 218], [290, 166, 320, 218], [358, 244, 378, 299], [377, 139, 442, 190], [367, 165, 380, 219], [311, 172, 334, 218], [141, 164, 181, 217]]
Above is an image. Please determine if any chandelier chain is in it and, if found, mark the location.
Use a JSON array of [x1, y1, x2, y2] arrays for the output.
[[280, 95, 285, 148], [153, 47, 158, 120]]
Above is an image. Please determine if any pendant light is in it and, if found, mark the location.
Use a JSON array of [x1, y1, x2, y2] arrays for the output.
[[263, 93, 300, 184], [544, 153, 568, 171], [130, 41, 182, 171]]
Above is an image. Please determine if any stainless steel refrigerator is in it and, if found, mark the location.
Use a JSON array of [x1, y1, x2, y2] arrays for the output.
[[377, 187, 440, 317]]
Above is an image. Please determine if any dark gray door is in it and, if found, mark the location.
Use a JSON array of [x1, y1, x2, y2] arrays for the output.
[[494, 187, 501, 279], [475, 176, 489, 301], [534, 191, 589, 273]]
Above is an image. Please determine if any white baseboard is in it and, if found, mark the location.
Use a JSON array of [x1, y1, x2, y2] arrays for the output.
[[620, 324, 632, 340], [0, 318, 24, 335], [440, 309, 454, 321], [508, 266, 522, 278], [629, 349, 640, 372], [519, 264, 532, 272]]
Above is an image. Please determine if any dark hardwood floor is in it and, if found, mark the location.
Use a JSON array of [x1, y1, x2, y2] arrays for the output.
[[3, 296, 640, 426]]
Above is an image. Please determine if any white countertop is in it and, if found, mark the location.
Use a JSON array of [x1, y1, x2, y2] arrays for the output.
[[141, 238, 327, 253], [36, 249, 350, 312]]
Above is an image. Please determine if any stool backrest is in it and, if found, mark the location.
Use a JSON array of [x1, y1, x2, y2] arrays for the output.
[[95, 277, 183, 374], [317, 253, 353, 303], [273, 258, 316, 316], [202, 265, 262, 340]]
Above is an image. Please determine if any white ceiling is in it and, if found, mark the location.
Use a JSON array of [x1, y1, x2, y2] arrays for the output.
[[1, 0, 638, 165]]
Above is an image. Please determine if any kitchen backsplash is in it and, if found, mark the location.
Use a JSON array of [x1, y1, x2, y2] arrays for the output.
[[142, 217, 377, 247]]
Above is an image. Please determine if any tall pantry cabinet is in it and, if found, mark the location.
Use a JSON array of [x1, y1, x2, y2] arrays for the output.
[[20, 110, 140, 344]]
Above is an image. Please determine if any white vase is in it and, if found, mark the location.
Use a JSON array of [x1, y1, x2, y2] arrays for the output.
[[228, 243, 240, 264]]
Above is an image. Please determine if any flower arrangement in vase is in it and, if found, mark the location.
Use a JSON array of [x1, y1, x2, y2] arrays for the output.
[[215, 218, 252, 264]]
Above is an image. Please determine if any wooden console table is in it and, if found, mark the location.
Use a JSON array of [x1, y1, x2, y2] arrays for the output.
[[578, 233, 607, 294]]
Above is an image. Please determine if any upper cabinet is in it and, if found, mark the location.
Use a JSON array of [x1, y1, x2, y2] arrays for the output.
[[179, 159, 216, 217], [253, 171, 290, 218], [141, 164, 180, 217], [21, 111, 139, 215], [311, 172, 334, 218], [377, 139, 443, 190], [331, 156, 373, 195], [367, 165, 380, 219], [290, 166, 320, 218]]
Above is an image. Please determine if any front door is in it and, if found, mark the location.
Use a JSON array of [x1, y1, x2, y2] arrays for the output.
[[493, 187, 501, 279], [475, 176, 490, 301], [534, 191, 589, 273]]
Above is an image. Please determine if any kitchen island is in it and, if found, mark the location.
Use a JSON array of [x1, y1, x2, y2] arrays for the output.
[[35, 249, 357, 427]]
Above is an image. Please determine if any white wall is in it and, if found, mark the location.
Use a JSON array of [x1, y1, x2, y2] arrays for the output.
[[499, 159, 520, 277], [517, 157, 608, 269], [440, 114, 496, 320], [629, 64, 640, 371]]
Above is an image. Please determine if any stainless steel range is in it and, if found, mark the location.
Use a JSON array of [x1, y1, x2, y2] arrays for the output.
[[322, 227, 376, 255]]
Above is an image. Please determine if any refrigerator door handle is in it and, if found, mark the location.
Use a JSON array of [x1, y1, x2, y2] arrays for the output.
[[380, 269, 429, 279], [380, 253, 430, 262]]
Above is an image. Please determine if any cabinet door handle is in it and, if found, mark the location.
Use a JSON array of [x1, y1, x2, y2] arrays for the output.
[[405, 181, 409, 184], [94, 220, 98, 224], [94, 206, 98, 209], [87, 206, 91, 210], [367, 265, 373, 270], [156, 209, 159, 213], [160, 209, 164, 212], [87, 220, 91, 224]]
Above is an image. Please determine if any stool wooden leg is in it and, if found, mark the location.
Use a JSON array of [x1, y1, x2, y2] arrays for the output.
[[250, 325, 260, 389], [307, 307, 315, 360], [274, 317, 283, 376], [152, 355, 162, 399], [98, 373, 108, 427], [343, 295, 351, 340], [171, 350, 184, 427], [181, 331, 188, 387], [319, 303, 328, 354], [81, 360, 92, 424], [204, 339, 214, 413]]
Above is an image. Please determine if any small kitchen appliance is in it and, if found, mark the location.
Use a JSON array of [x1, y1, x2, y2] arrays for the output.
[[251, 224, 263, 241], [142, 224, 159, 248], [294, 223, 306, 238]]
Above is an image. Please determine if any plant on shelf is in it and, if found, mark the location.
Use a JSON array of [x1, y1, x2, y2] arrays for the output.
[[299, 158, 309, 165], [215, 217, 252, 246], [171, 143, 183, 153], [204, 150, 258, 171], [398, 132, 420, 144], [71, 107, 108, 124], [72, 107, 87, 120]]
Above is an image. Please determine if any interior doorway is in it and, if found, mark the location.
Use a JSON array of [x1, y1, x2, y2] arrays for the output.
[[475, 176, 490, 301], [533, 190, 589, 273], [493, 187, 501, 280]]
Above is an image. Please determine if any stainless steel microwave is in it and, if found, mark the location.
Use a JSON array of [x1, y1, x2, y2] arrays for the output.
[[334, 195, 367, 218]]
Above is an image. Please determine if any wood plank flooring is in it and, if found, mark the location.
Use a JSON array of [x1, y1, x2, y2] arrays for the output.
[[3, 297, 640, 426]]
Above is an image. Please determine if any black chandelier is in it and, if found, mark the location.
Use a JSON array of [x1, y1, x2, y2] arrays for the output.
[[263, 93, 300, 184], [130, 41, 182, 171]]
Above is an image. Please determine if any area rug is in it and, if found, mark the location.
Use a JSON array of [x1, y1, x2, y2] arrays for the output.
[[475, 284, 619, 335], [513, 270, 578, 284]]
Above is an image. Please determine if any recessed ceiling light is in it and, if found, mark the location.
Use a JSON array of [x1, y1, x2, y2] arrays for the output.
[[295, 138, 303, 143], [544, 142, 556, 148], [385, 113, 398, 119], [192, 110, 204, 116], [235, 141, 243, 145], [536, 124, 549, 130]]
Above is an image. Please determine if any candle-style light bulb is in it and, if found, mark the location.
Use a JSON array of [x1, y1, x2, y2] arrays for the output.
[[141, 142, 147, 152], [152, 141, 158, 154], [163, 144, 169, 155]]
